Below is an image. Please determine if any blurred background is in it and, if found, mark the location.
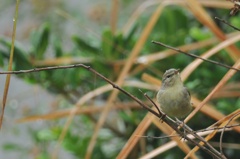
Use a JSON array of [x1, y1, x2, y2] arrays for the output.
[[0, 0, 240, 159]]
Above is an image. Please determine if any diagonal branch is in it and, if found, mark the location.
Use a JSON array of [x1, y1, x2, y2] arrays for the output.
[[0, 64, 226, 158], [152, 41, 240, 72], [215, 17, 240, 31]]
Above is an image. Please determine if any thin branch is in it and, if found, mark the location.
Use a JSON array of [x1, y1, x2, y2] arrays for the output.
[[139, 124, 239, 140], [208, 142, 240, 150], [135, 134, 179, 139], [215, 17, 240, 31], [219, 112, 240, 156], [0, 64, 88, 74], [151, 41, 240, 72], [138, 89, 163, 119], [195, 123, 240, 133], [0, 64, 160, 119], [175, 120, 227, 159], [0, 64, 225, 158], [138, 94, 223, 158]]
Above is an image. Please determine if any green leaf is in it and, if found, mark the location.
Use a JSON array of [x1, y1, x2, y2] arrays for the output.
[[0, 51, 4, 66], [124, 23, 138, 46], [101, 29, 113, 59], [53, 37, 63, 57], [190, 27, 212, 41], [118, 111, 137, 124], [37, 129, 58, 141], [113, 32, 124, 57], [0, 38, 32, 70], [72, 36, 99, 53], [31, 23, 50, 59], [3, 143, 22, 151], [35, 153, 49, 159], [230, 17, 240, 29], [164, 9, 175, 34]]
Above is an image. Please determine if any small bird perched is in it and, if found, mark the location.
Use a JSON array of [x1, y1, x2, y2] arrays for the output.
[[157, 68, 192, 119]]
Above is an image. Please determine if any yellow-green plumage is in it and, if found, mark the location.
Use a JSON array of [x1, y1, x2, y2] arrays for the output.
[[157, 69, 192, 119]]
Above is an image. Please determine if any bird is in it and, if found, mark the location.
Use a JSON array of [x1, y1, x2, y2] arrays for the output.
[[157, 68, 192, 119]]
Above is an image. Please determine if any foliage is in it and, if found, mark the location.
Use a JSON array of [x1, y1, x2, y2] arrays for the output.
[[1, 2, 240, 159]]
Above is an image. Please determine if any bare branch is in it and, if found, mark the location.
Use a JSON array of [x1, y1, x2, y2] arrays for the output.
[[215, 17, 240, 31], [195, 123, 240, 133], [219, 112, 240, 157], [176, 120, 227, 159], [135, 134, 179, 139], [0, 64, 226, 158], [151, 41, 240, 72], [138, 89, 163, 119]]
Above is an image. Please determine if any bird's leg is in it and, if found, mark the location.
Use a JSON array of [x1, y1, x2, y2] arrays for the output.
[[159, 113, 166, 123], [175, 118, 186, 141]]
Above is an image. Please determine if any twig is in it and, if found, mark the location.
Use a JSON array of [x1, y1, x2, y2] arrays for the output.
[[138, 92, 224, 158], [219, 112, 240, 157], [138, 89, 163, 119], [176, 120, 227, 159], [139, 89, 226, 159], [195, 123, 240, 133], [151, 41, 240, 72], [136, 124, 236, 140], [139, 124, 238, 140], [0, 64, 225, 158], [135, 134, 179, 139], [0, 64, 161, 118], [215, 17, 240, 31], [0, 64, 88, 74]]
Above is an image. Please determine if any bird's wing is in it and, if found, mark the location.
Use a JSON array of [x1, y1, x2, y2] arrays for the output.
[[184, 87, 190, 98]]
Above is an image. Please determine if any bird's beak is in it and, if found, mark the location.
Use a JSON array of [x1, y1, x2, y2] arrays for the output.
[[174, 69, 180, 74]]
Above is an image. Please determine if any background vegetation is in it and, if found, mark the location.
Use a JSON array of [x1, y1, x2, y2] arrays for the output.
[[0, 0, 240, 159]]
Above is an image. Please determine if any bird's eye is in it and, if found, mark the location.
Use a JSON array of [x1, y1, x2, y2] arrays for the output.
[[166, 75, 171, 78]]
